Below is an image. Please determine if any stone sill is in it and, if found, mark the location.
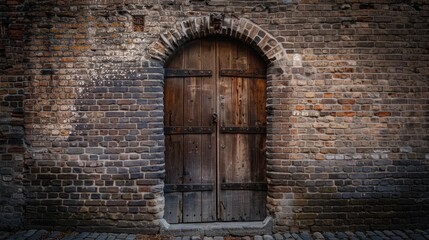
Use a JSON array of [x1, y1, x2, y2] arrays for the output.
[[160, 217, 273, 237]]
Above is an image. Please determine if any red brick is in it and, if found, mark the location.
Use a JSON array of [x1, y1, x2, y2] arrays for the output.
[[336, 112, 356, 117], [375, 112, 392, 117]]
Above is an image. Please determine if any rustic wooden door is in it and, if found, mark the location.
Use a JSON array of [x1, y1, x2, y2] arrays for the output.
[[164, 37, 267, 223]]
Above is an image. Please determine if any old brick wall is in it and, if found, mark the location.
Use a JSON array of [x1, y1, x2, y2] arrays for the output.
[[267, 1, 429, 232], [21, 0, 164, 233], [0, 0, 428, 234], [0, 0, 26, 229]]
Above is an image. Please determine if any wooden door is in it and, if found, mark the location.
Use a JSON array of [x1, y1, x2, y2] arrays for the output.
[[164, 37, 266, 223]]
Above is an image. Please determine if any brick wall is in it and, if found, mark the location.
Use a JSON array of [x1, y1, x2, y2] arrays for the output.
[[0, 0, 25, 230], [268, 1, 429, 231], [0, 0, 428, 234]]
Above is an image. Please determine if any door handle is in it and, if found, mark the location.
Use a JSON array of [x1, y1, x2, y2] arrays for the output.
[[211, 113, 218, 125]]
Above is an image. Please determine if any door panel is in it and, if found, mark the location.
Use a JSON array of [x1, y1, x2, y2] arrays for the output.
[[164, 46, 185, 223], [164, 37, 266, 223], [164, 38, 217, 223], [218, 39, 267, 221]]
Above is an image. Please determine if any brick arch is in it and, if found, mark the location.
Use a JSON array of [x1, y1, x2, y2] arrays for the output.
[[152, 16, 298, 234], [148, 16, 289, 66]]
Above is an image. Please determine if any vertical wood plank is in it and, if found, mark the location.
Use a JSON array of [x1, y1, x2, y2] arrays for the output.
[[217, 39, 232, 220], [221, 39, 230, 220], [218, 39, 235, 220], [182, 39, 203, 222], [164, 46, 185, 223], [164, 138, 183, 223], [200, 38, 217, 222]]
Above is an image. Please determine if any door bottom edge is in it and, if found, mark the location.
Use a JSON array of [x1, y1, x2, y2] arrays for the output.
[[160, 216, 273, 237]]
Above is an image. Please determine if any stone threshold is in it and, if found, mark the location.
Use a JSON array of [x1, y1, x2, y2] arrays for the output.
[[160, 217, 273, 237]]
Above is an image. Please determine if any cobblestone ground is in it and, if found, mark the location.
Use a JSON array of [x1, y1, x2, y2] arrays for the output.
[[1, 229, 429, 240]]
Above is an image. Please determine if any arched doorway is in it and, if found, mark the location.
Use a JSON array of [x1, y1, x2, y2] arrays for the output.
[[163, 37, 267, 223]]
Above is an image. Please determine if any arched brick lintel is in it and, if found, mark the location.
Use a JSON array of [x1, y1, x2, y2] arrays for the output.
[[148, 16, 290, 67]]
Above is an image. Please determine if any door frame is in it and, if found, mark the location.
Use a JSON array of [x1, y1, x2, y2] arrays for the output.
[[149, 16, 293, 235]]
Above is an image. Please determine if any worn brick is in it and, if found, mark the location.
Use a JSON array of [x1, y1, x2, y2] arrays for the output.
[[1, 0, 428, 234]]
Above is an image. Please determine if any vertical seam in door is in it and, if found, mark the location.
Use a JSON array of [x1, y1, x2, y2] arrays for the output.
[[215, 38, 221, 221], [180, 46, 185, 223], [198, 40, 203, 221]]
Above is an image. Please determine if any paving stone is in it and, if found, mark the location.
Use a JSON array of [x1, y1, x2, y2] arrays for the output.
[[415, 230, 428, 235], [299, 232, 312, 240], [107, 235, 118, 240], [263, 235, 274, 240], [191, 236, 201, 240], [117, 233, 128, 239], [354, 231, 367, 240], [392, 230, 411, 239], [369, 236, 383, 240], [366, 231, 384, 240], [335, 232, 348, 239], [24, 230, 38, 237], [0, 231, 10, 240], [408, 233, 426, 240], [203, 237, 213, 240], [13, 230, 28, 238], [28, 230, 49, 240], [71, 233, 83, 239], [412, 231, 428, 240], [416, 230, 429, 239], [126, 234, 136, 240], [312, 232, 325, 239], [273, 233, 284, 240], [374, 230, 389, 239], [46, 231, 62, 239], [96, 233, 109, 240], [254, 236, 263, 240], [16, 236, 29, 240], [322, 232, 337, 240], [283, 233, 292, 239], [76, 232, 91, 238], [63, 234, 80, 240], [291, 233, 303, 240], [89, 233, 100, 238], [344, 231, 359, 240]]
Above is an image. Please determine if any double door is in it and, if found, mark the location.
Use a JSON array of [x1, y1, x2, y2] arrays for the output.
[[164, 38, 267, 223]]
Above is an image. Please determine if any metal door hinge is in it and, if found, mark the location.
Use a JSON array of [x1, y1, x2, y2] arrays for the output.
[[165, 69, 212, 77], [164, 184, 214, 193]]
